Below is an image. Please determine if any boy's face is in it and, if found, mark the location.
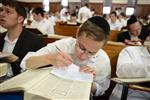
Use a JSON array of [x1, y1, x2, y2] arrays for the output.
[[0, 5, 20, 29], [128, 22, 141, 37], [75, 34, 105, 61], [32, 13, 41, 22], [110, 14, 117, 22]]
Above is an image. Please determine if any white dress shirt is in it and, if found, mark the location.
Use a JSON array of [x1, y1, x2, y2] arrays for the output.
[[108, 19, 122, 31], [21, 37, 111, 96], [2, 33, 18, 77], [78, 6, 92, 23], [30, 18, 54, 36], [60, 8, 69, 22], [110, 46, 150, 100]]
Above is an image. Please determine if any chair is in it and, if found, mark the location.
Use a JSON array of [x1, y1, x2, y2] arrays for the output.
[[112, 78, 150, 100], [54, 22, 78, 37], [108, 30, 121, 42], [43, 35, 69, 44], [26, 27, 48, 37]]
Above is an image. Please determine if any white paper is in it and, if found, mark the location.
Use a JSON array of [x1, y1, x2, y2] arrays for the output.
[[51, 64, 93, 83]]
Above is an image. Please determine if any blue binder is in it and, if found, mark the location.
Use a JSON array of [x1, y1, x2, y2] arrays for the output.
[[0, 90, 24, 100]]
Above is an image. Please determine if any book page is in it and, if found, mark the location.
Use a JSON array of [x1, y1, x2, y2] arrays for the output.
[[112, 77, 150, 84], [51, 64, 93, 83], [26, 73, 91, 100], [0, 67, 51, 92]]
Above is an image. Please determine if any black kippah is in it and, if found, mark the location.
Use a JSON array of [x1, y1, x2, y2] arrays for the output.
[[127, 15, 137, 25], [88, 16, 110, 35]]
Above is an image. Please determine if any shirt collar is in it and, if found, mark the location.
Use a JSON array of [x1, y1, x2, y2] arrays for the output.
[[4, 32, 18, 44]]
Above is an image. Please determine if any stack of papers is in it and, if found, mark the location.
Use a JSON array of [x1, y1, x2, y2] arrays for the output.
[[51, 64, 93, 83]]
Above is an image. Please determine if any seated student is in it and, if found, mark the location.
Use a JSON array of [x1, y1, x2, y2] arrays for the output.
[[21, 16, 111, 96], [109, 45, 150, 100], [117, 15, 150, 46], [0, 0, 45, 76], [67, 12, 80, 26], [29, 7, 54, 36], [108, 11, 122, 31]]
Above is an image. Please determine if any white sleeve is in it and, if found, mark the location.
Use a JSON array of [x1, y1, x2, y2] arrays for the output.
[[48, 23, 55, 35], [20, 46, 51, 71], [20, 52, 35, 71], [20, 38, 75, 71], [90, 50, 111, 96], [116, 48, 149, 78]]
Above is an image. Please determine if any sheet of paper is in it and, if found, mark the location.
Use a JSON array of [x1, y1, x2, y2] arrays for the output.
[[51, 64, 93, 83]]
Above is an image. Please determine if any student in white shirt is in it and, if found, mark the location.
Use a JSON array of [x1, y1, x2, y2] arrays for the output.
[[21, 16, 111, 96], [109, 45, 150, 100], [78, 3, 92, 23], [60, 7, 69, 22], [118, 12, 127, 27], [108, 11, 122, 31], [30, 7, 54, 36]]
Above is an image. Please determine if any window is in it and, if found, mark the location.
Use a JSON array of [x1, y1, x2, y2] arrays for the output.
[[126, 7, 134, 16], [126, 0, 137, 16], [103, 6, 111, 14], [43, 0, 50, 12], [61, 0, 68, 7], [103, 0, 112, 14]]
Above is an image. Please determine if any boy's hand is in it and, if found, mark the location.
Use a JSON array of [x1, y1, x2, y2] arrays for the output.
[[79, 66, 96, 76]]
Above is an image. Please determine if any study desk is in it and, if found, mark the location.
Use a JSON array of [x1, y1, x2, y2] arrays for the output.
[[112, 78, 150, 100], [121, 83, 150, 100], [128, 84, 150, 92]]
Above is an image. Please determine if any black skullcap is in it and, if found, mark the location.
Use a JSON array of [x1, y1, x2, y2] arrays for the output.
[[88, 16, 110, 35], [127, 15, 137, 25]]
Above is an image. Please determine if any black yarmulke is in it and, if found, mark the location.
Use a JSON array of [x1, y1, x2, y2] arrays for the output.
[[88, 16, 110, 35], [127, 15, 137, 25]]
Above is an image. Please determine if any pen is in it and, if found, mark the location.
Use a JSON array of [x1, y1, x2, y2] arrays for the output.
[[55, 45, 61, 52], [55, 45, 72, 62]]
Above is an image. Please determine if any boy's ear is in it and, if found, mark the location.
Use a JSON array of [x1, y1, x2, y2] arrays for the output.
[[76, 29, 79, 38], [18, 16, 24, 24]]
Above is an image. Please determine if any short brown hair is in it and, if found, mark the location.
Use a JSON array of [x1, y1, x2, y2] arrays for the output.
[[2, 0, 27, 20]]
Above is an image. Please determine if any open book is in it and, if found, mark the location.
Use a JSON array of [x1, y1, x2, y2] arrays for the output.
[[0, 67, 91, 100], [112, 77, 150, 84]]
